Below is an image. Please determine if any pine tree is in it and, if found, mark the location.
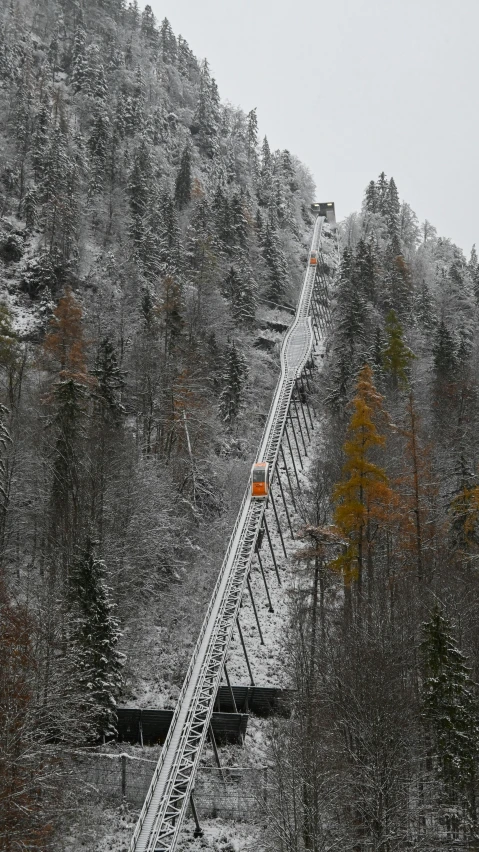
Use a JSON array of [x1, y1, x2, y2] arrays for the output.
[[70, 540, 124, 738], [382, 309, 415, 389], [174, 144, 192, 210], [218, 341, 248, 425], [422, 605, 479, 830]]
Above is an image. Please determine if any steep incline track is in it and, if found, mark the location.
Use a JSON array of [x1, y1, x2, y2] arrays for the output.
[[129, 214, 331, 852]]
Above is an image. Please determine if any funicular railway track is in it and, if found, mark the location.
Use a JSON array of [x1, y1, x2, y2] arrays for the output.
[[129, 210, 336, 852]]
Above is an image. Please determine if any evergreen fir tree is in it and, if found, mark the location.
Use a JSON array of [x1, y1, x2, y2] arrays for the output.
[[222, 264, 256, 327], [218, 341, 248, 425], [160, 191, 182, 269], [70, 540, 124, 738], [194, 59, 219, 159], [353, 238, 375, 302], [382, 309, 415, 389], [213, 184, 235, 253], [85, 45, 108, 102], [422, 605, 479, 829], [376, 171, 389, 214], [31, 101, 51, 183], [174, 144, 192, 210], [414, 278, 437, 331], [23, 185, 37, 231], [258, 135, 273, 206], [385, 177, 401, 249], [335, 247, 368, 356], [71, 26, 86, 93], [128, 135, 152, 255], [141, 5, 158, 46], [230, 191, 249, 248], [159, 18, 177, 64], [93, 337, 125, 424], [262, 219, 288, 305], [468, 245, 479, 303], [364, 180, 378, 214], [246, 107, 258, 163], [433, 320, 457, 379], [88, 106, 110, 196]]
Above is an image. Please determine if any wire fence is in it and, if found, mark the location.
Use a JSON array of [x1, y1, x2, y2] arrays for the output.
[[68, 751, 267, 820]]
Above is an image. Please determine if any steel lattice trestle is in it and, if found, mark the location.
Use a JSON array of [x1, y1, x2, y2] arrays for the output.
[[128, 215, 335, 852]]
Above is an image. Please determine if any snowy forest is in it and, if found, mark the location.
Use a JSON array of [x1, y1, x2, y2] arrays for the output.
[[2, 0, 479, 850]]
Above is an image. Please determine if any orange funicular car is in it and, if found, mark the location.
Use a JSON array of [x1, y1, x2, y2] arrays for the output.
[[251, 462, 270, 499], [309, 250, 318, 266]]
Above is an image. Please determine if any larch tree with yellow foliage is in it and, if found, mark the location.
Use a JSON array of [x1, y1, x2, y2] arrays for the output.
[[331, 365, 396, 615]]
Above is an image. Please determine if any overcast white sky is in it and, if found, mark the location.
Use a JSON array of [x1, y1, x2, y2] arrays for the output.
[[147, 0, 478, 255]]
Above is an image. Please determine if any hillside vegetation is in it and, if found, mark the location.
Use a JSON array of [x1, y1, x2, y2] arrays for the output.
[[266, 173, 479, 850], [0, 1, 315, 847]]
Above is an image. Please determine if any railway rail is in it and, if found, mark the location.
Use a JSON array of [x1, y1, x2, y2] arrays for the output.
[[129, 211, 335, 852]]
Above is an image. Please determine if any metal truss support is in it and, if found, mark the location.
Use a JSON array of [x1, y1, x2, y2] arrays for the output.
[[280, 443, 297, 509], [208, 723, 226, 783], [292, 396, 308, 453], [236, 617, 255, 686], [223, 663, 238, 714], [284, 423, 301, 482], [269, 486, 287, 557], [289, 406, 308, 460], [247, 576, 264, 645], [275, 466, 294, 538], [255, 547, 274, 612], [189, 792, 202, 838], [295, 390, 310, 443], [304, 368, 313, 394], [288, 408, 305, 463], [263, 515, 281, 585], [310, 297, 322, 338], [310, 304, 321, 344], [299, 377, 314, 431]]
